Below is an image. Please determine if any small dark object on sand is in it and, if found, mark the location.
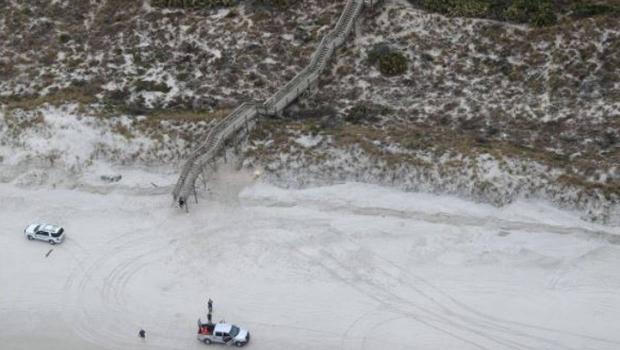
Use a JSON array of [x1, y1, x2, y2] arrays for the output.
[[101, 174, 122, 183]]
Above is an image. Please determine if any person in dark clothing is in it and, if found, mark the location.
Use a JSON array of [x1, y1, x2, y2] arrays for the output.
[[207, 312, 212, 324], [139, 329, 146, 339], [207, 298, 213, 313]]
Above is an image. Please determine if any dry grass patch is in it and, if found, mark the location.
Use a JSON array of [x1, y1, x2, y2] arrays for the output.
[[3, 87, 98, 110]]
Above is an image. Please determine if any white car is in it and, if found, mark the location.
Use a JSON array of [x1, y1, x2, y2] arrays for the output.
[[24, 224, 65, 245], [197, 320, 250, 347]]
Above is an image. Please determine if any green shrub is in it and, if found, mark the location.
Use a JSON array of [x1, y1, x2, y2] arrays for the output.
[[532, 3, 557, 26], [413, 0, 559, 26], [421, 0, 489, 17], [419, 0, 452, 14], [504, 0, 557, 26], [504, 0, 538, 22], [58, 33, 71, 44], [571, 3, 620, 19], [346, 103, 391, 124], [133, 79, 171, 93], [367, 43, 408, 77], [379, 51, 408, 76], [455, 0, 489, 17], [367, 43, 391, 65], [103, 88, 131, 107], [253, 0, 291, 8]]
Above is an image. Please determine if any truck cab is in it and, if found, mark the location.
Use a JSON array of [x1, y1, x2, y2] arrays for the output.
[[197, 319, 250, 347]]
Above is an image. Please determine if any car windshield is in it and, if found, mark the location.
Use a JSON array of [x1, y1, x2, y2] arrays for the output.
[[229, 326, 240, 337], [51, 228, 63, 237]]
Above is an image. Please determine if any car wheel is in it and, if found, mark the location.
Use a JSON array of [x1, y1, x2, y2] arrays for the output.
[[27, 235, 34, 240], [203, 339, 212, 345], [235, 341, 244, 347], [49, 240, 56, 245]]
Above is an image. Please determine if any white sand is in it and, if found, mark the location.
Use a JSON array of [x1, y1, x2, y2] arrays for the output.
[[1, 178, 619, 350]]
